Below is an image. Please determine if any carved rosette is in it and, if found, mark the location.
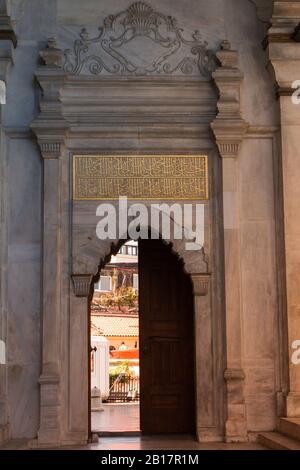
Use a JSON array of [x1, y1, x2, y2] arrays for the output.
[[71, 274, 94, 298], [63, 2, 218, 78]]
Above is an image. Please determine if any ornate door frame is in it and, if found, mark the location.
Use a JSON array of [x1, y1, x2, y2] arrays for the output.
[[31, 77, 227, 448]]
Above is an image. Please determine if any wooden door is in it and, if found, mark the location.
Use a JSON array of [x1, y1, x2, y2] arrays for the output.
[[139, 239, 195, 434]]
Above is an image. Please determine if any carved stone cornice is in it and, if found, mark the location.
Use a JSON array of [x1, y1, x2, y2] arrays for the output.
[[264, 1, 300, 46], [0, 1, 16, 83], [211, 41, 248, 159], [266, 33, 300, 90], [271, 1, 300, 31], [0, 1, 17, 48], [191, 273, 210, 297], [71, 274, 93, 298], [31, 44, 69, 153]]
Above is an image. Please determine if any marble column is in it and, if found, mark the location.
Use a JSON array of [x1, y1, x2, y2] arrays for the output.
[[267, 1, 300, 417], [211, 41, 249, 442]]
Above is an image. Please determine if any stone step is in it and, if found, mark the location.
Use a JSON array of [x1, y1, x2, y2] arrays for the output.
[[279, 418, 300, 442], [0, 425, 8, 446], [258, 432, 300, 450], [96, 430, 141, 437]]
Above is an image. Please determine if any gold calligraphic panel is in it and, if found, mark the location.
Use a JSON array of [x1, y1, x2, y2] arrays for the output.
[[73, 155, 208, 200]]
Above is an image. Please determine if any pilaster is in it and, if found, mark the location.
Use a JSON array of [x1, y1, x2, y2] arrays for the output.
[[0, 0, 16, 446], [211, 40, 249, 442], [31, 38, 68, 447], [266, 1, 300, 418], [67, 274, 93, 445], [191, 273, 222, 442]]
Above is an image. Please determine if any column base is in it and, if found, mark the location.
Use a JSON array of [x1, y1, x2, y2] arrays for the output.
[[286, 393, 300, 417], [31, 433, 89, 449], [196, 427, 223, 443], [225, 419, 248, 443], [0, 424, 9, 445], [37, 373, 61, 447]]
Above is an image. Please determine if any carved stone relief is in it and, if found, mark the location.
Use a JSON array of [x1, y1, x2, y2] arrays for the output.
[[63, 1, 218, 78]]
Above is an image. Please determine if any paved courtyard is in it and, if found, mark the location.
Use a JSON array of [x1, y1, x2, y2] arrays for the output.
[[92, 403, 140, 434]]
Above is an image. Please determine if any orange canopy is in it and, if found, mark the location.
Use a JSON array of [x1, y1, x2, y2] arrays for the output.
[[110, 348, 139, 360]]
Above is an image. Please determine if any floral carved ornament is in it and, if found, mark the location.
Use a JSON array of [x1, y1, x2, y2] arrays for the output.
[[63, 2, 219, 78]]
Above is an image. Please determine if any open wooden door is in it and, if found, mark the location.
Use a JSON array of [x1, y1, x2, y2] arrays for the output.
[[139, 239, 195, 434]]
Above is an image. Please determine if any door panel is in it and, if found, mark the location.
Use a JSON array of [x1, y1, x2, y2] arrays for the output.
[[139, 239, 195, 434]]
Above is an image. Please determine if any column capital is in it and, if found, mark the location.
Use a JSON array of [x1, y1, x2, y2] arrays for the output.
[[211, 41, 248, 159], [71, 274, 94, 298], [191, 273, 210, 297], [37, 138, 66, 159]]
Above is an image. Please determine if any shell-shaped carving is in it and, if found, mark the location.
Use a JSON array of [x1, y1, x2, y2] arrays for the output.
[[126, 2, 156, 30]]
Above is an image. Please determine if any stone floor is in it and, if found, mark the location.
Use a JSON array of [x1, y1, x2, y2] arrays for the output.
[[87, 435, 266, 450], [92, 403, 140, 434], [0, 435, 266, 450], [1, 404, 267, 450]]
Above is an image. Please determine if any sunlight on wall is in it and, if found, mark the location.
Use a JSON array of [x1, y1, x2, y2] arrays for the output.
[[0, 340, 6, 364], [0, 80, 6, 104]]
